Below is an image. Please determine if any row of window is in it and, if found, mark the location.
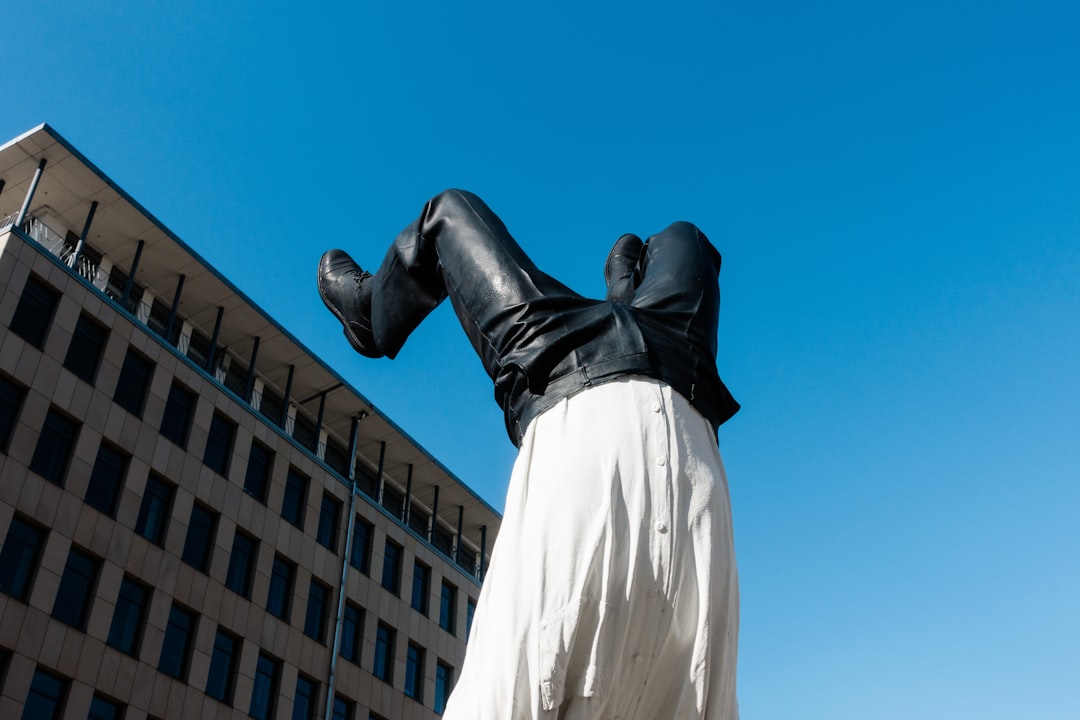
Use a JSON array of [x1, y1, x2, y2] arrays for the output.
[[0, 512, 463, 713], [0, 651, 376, 720], [2, 365, 477, 632], [6, 271, 484, 578]]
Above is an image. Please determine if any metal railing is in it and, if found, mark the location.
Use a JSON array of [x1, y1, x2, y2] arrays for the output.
[[15, 215, 102, 285]]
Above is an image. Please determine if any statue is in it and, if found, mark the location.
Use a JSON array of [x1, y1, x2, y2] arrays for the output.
[[318, 189, 740, 719]]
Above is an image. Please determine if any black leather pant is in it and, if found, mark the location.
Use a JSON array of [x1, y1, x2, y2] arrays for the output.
[[367, 189, 737, 445]]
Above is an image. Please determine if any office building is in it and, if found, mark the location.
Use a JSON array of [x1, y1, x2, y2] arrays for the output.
[[0, 124, 499, 720]]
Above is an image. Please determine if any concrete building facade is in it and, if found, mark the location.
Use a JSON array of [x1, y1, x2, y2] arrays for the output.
[[0, 125, 500, 720]]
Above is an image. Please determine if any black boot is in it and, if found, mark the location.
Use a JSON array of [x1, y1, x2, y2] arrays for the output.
[[317, 250, 383, 358], [604, 233, 644, 303]]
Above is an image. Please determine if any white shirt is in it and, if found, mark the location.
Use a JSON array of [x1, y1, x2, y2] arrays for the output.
[[444, 376, 739, 720]]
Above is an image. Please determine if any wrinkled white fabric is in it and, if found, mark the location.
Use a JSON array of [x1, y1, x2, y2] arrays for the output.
[[444, 376, 739, 720]]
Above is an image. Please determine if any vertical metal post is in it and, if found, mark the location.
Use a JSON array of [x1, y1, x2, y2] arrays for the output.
[[71, 201, 98, 268], [244, 337, 260, 402], [15, 158, 46, 227], [326, 413, 363, 720], [122, 239, 145, 307], [165, 274, 185, 342], [455, 506, 464, 564], [315, 391, 327, 443], [430, 486, 439, 543], [281, 364, 295, 428], [480, 525, 488, 581], [376, 441, 386, 505], [206, 306, 224, 372], [403, 464, 413, 525]]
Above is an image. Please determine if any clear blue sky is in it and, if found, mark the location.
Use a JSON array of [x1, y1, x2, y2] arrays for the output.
[[5, 1, 1079, 717]]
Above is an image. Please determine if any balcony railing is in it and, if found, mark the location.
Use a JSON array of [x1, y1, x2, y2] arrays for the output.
[[6, 215, 102, 285]]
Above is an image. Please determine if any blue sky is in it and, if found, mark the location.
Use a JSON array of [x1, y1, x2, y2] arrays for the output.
[[4, 1, 1079, 717]]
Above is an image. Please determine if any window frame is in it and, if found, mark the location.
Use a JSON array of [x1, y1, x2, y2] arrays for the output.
[[0, 514, 47, 601], [202, 411, 237, 476], [181, 502, 218, 573], [63, 311, 109, 385], [159, 380, 196, 449], [158, 603, 198, 681], [135, 473, 175, 546], [112, 346, 154, 418], [9, 274, 60, 349], [29, 406, 79, 486], [85, 440, 130, 517], [51, 547, 100, 630]]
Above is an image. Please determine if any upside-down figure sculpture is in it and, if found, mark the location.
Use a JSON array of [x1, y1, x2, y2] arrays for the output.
[[318, 190, 740, 720]]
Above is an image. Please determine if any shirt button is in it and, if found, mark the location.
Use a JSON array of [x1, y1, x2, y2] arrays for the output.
[[656, 457, 666, 467], [656, 522, 668, 534], [651, 402, 661, 413]]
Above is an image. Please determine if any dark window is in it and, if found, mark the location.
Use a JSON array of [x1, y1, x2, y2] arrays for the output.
[[267, 555, 294, 621], [332, 695, 354, 720], [281, 467, 308, 529], [206, 628, 240, 705], [202, 412, 236, 476], [51, 547, 99, 629], [0, 648, 8, 688], [256, 384, 284, 427], [432, 524, 454, 558], [107, 576, 150, 656], [22, 667, 69, 720], [85, 441, 129, 516], [243, 440, 273, 502], [381, 484, 404, 519], [222, 356, 248, 398], [29, 407, 78, 485], [224, 529, 258, 598], [350, 516, 373, 575], [340, 602, 363, 664], [0, 515, 46, 600], [316, 493, 341, 553], [113, 347, 153, 417], [458, 545, 477, 576], [186, 327, 211, 369], [63, 312, 108, 384], [435, 661, 455, 715], [439, 582, 457, 635], [405, 642, 425, 701], [105, 264, 142, 314], [135, 473, 174, 545], [303, 578, 330, 644], [147, 297, 181, 347], [411, 561, 430, 616], [355, 463, 377, 498], [0, 375, 27, 453], [324, 436, 349, 477], [293, 674, 318, 720], [181, 503, 217, 573], [466, 597, 477, 640], [88, 693, 125, 720], [292, 411, 318, 454], [373, 623, 395, 683], [408, 504, 430, 538], [249, 652, 280, 720], [158, 604, 197, 680], [10, 275, 59, 349], [159, 381, 195, 448], [381, 540, 401, 595]]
